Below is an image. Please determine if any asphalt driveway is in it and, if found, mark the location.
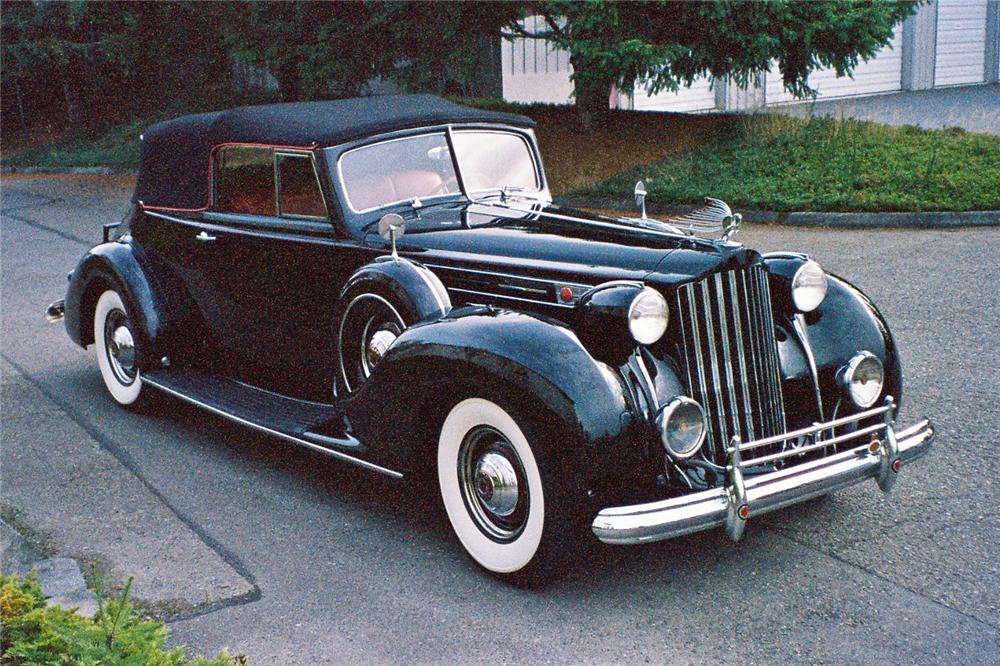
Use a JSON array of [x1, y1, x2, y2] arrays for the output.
[[2, 174, 998, 664]]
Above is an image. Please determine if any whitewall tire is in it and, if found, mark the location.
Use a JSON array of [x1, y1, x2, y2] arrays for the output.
[[438, 398, 546, 575], [93, 289, 146, 406]]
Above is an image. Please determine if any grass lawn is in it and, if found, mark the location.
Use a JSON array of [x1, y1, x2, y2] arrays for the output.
[[4, 100, 998, 212], [575, 113, 1000, 212]]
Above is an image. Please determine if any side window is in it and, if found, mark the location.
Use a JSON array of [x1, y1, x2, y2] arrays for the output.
[[214, 147, 275, 216], [277, 154, 327, 218]]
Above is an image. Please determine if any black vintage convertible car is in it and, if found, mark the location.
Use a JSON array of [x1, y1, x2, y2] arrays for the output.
[[47, 95, 933, 580]]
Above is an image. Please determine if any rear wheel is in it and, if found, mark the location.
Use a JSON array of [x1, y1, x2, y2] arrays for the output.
[[93, 289, 150, 408], [437, 397, 575, 583]]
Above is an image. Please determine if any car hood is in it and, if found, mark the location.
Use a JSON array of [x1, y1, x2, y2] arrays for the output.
[[364, 200, 755, 288]]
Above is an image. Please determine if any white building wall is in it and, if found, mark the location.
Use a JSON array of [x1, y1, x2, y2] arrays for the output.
[[501, 15, 575, 104], [630, 77, 716, 113], [765, 32, 904, 104], [501, 4, 995, 112]]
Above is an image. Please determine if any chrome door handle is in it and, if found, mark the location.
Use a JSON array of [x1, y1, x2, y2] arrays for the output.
[[195, 231, 217, 243]]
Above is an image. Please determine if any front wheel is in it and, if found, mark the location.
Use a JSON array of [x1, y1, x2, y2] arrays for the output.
[[93, 289, 151, 408], [437, 397, 573, 582]]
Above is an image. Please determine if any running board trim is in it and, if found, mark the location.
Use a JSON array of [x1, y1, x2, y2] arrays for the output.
[[142, 376, 404, 479]]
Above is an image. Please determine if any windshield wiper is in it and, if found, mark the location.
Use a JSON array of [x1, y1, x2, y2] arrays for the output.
[[471, 185, 538, 204]]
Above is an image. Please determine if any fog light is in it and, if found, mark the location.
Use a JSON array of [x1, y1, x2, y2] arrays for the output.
[[657, 397, 707, 461], [838, 351, 884, 408]]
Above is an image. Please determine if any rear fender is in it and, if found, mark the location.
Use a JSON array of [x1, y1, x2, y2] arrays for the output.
[[64, 240, 171, 369]]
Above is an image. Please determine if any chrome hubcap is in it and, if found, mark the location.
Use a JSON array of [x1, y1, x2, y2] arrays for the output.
[[364, 328, 398, 373], [105, 310, 137, 384], [473, 452, 519, 517], [458, 426, 529, 542]]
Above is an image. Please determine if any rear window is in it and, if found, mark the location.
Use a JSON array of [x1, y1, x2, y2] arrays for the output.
[[214, 147, 326, 219]]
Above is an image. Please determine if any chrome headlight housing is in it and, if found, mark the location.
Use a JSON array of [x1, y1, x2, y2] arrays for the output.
[[791, 260, 828, 312], [628, 287, 669, 345], [838, 351, 884, 408], [656, 397, 707, 460]]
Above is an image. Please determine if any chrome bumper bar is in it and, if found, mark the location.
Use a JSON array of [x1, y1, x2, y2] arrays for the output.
[[592, 398, 934, 545]]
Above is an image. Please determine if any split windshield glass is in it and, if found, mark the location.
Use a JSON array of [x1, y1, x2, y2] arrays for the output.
[[338, 130, 540, 214]]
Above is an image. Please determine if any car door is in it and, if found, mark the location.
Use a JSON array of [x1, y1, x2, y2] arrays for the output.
[[192, 146, 366, 401]]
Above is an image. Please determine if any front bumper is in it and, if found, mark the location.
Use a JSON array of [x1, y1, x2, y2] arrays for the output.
[[592, 398, 934, 545]]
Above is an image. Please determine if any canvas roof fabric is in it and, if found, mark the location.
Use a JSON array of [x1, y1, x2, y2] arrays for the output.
[[134, 94, 535, 211]]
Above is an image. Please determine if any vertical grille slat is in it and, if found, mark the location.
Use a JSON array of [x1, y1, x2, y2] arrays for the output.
[[676, 264, 787, 465]]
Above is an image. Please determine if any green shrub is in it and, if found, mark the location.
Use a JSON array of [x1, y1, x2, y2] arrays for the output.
[[0, 572, 240, 666]]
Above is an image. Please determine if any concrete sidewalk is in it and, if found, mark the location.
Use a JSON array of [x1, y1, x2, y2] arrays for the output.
[[772, 83, 999, 135], [1, 356, 256, 617]]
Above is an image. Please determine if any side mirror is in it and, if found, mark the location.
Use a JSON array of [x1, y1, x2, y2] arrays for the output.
[[378, 213, 405, 259], [634, 181, 647, 220]]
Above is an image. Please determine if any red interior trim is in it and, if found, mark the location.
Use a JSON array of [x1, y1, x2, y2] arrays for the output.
[[140, 141, 318, 212]]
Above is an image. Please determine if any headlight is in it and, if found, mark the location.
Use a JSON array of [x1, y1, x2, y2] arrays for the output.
[[628, 287, 668, 345], [657, 397, 707, 460], [838, 351, 884, 408], [791, 260, 828, 312]]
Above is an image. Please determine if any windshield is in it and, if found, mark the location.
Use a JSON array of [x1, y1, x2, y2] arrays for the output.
[[337, 129, 541, 213]]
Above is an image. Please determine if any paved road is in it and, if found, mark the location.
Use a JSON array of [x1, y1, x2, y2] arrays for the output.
[[773, 83, 1000, 135], [2, 175, 998, 664]]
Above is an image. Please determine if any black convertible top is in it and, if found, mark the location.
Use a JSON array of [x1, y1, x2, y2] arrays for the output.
[[134, 95, 535, 211]]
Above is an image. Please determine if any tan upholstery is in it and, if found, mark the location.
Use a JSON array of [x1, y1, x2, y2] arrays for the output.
[[348, 170, 444, 210]]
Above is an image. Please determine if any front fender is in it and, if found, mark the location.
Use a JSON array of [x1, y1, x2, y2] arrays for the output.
[[764, 254, 902, 418], [345, 307, 646, 500], [64, 240, 169, 368]]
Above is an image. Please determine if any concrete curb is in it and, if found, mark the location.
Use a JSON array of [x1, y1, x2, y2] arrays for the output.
[[555, 196, 1000, 229]]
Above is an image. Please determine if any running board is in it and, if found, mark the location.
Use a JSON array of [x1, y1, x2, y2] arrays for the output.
[[142, 368, 402, 479]]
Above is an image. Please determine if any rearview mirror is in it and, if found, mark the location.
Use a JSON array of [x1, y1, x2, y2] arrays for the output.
[[378, 213, 405, 259]]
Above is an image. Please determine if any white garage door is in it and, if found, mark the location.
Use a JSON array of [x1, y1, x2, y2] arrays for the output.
[[934, 0, 988, 86], [629, 77, 717, 113], [766, 31, 903, 104]]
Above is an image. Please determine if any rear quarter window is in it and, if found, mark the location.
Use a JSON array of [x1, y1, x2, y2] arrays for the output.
[[214, 146, 275, 216]]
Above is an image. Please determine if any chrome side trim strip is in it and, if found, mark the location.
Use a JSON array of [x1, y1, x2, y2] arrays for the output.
[[425, 263, 592, 290], [142, 376, 404, 479], [447, 287, 575, 308]]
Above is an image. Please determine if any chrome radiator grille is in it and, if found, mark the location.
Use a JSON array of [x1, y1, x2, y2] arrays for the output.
[[675, 264, 787, 463]]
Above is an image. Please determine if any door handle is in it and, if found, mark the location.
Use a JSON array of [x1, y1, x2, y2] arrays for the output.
[[195, 231, 217, 243]]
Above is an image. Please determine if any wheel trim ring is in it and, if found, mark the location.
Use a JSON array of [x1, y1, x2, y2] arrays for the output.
[[337, 293, 406, 394], [457, 426, 530, 543]]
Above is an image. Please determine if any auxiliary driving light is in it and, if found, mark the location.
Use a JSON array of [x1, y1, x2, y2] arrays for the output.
[[657, 397, 707, 461], [838, 351, 885, 408]]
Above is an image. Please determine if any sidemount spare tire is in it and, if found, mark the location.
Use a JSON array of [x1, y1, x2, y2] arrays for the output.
[[334, 256, 450, 396]]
